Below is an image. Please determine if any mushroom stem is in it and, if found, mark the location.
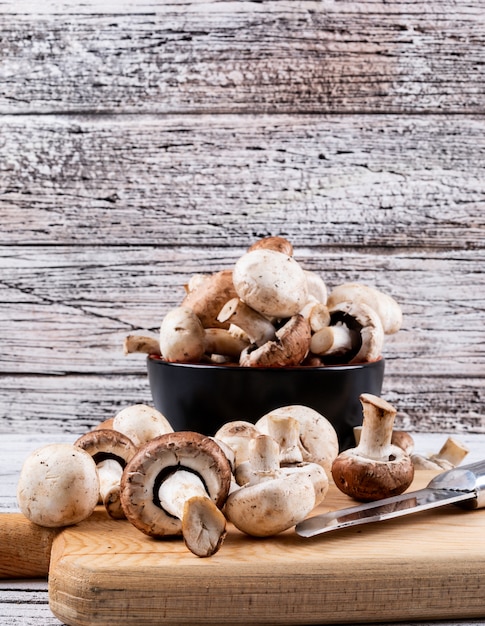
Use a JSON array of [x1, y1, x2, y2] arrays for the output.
[[433, 436, 469, 467], [310, 322, 356, 356], [217, 298, 276, 346], [263, 415, 303, 465], [157, 470, 227, 558], [203, 327, 249, 357], [357, 393, 397, 460], [124, 334, 161, 356], [97, 459, 125, 519], [235, 434, 280, 486]]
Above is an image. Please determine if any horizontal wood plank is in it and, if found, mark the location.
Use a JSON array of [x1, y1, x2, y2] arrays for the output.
[[1, 114, 484, 247], [1, 1, 485, 114]]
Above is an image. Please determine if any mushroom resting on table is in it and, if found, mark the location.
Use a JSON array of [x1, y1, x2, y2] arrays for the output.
[[331, 393, 414, 501], [120, 431, 232, 557], [17, 443, 100, 528]]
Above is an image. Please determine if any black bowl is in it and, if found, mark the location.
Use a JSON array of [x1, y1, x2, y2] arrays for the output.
[[147, 356, 385, 451]]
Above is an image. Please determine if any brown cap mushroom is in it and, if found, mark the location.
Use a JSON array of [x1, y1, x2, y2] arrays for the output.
[[217, 297, 277, 347], [327, 282, 402, 335], [120, 432, 232, 557], [181, 269, 237, 329], [239, 314, 311, 367], [74, 429, 138, 519], [17, 443, 99, 528], [247, 236, 294, 256], [233, 248, 308, 319], [331, 394, 414, 501]]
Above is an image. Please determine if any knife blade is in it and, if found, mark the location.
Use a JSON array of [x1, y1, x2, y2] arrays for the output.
[[295, 459, 485, 538]]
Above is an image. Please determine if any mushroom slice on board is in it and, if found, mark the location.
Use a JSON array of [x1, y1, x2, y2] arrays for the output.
[[120, 431, 232, 557], [17, 443, 99, 528], [331, 394, 414, 502], [74, 429, 138, 519]]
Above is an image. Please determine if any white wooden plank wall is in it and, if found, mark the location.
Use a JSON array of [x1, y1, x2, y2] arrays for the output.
[[1, 1, 484, 439]]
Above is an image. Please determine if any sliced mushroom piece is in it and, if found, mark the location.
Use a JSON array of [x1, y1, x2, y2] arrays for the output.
[[331, 394, 414, 501], [233, 248, 308, 319], [256, 405, 339, 479], [113, 404, 174, 447], [120, 432, 232, 557], [325, 300, 385, 364], [411, 436, 469, 470], [239, 314, 311, 367], [74, 429, 138, 519], [327, 282, 402, 335], [181, 269, 237, 329], [17, 443, 99, 528]]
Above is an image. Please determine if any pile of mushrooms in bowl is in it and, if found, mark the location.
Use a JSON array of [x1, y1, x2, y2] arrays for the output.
[[125, 235, 403, 368]]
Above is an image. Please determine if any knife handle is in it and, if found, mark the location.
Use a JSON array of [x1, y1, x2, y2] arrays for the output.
[[428, 460, 485, 509]]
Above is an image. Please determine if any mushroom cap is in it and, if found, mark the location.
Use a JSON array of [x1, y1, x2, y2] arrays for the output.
[[17, 443, 99, 528], [233, 249, 308, 319], [159, 306, 206, 363], [327, 300, 384, 364], [224, 472, 317, 537], [331, 446, 414, 502], [181, 269, 237, 329], [74, 429, 138, 470], [113, 403, 174, 446], [120, 431, 232, 538], [247, 236, 294, 257], [256, 405, 339, 478], [327, 282, 402, 335], [239, 314, 311, 367]]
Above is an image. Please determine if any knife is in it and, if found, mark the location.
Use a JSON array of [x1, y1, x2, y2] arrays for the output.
[[295, 459, 485, 538]]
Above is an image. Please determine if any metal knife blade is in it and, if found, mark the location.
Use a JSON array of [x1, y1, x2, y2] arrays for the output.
[[295, 459, 485, 538]]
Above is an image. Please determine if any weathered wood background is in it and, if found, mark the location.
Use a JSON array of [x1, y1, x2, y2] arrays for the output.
[[1, 0, 484, 438]]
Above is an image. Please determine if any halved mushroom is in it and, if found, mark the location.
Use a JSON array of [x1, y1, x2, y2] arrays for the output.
[[74, 429, 138, 519], [17, 443, 99, 528], [331, 394, 414, 501], [120, 432, 232, 557]]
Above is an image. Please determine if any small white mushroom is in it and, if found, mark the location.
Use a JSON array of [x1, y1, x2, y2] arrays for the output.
[[411, 436, 469, 470], [113, 404, 174, 447], [17, 443, 100, 528], [214, 421, 261, 467], [232, 248, 309, 319]]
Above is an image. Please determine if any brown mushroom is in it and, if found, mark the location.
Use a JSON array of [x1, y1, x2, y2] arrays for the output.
[[181, 269, 237, 329], [331, 394, 414, 501], [247, 236, 294, 257], [120, 432, 232, 557], [239, 314, 311, 367]]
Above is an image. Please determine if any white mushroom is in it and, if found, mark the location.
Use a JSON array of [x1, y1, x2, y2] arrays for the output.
[[232, 248, 309, 319], [113, 404, 174, 447], [411, 436, 469, 470], [224, 435, 322, 537], [327, 282, 402, 335], [217, 298, 277, 346], [17, 443, 100, 528], [256, 405, 339, 479], [214, 420, 261, 467]]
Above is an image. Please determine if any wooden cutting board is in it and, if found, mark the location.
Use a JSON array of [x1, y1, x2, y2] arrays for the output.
[[46, 471, 485, 626]]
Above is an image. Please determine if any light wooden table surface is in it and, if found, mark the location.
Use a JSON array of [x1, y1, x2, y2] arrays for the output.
[[1, 431, 484, 626]]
